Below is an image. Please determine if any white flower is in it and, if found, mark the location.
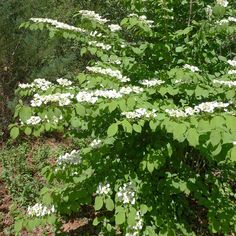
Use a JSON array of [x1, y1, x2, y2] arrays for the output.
[[165, 101, 231, 117], [30, 18, 87, 33], [117, 182, 136, 205], [57, 150, 81, 166], [228, 17, 236, 23], [217, 19, 229, 25], [56, 78, 72, 86], [228, 60, 236, 67], [27, 203, 55, 217], [18, 83, 33, 89], [213, 79, 236, 87], [96, 183, 111, 195], [126, 211, 144, 236], [86, 66, 130, 82], [26, 116, 42, 125], [108, 24, 122, 32], [88, 41, 112, 50], [76, 91, 98, 104], [206, 5, 213, 18], [228, 70, 236, 75], [30, 93, 74, 107], [122, 108, 157, 119], [19, 78, 52, 91], [140, 79, 165, 87], [128, 14, 154, 27], [216, 0, 229, 7], [183, 64, 200, 72], [90, 139, 102, 148], [79, 10, 109, 24]]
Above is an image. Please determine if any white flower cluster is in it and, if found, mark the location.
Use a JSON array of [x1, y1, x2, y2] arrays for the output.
[[128, 14, 154, 27], [217, 17, 236, 25], [56, 78, 72, 87], [228, 70, 236, 75], [216, 0, 229, 7], [183, 64, 200, 72], [126, 211, 143, 236], [117, 182, 136, 205], [206, 5, 213, 18], [76, 86, 143, 104], [31, 93, 74, 107], [96, 183, 111, 195], [19, 78, 52, 91], [213, 79, 236, 87], [165, 101, 230, 117], [86, 66, 130, 82], [90, 139, 102, 148], [30, 18, 86, 33], [109, 59, 122, 65], [79, 10, 109, 24], [90, 31, 102, 38], [88, 41, 112, 50], [228, 60, 236, 67], [122, 108, 157, 119], [27, 203, 55, 217], [26, 116, 42, 125], [57, 150, 81, 166], [140, 79, 165, 87], [108, 24, 122, 32]]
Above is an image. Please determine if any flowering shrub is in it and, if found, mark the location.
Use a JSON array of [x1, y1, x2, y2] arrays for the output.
[[11, 0, 236, 235]]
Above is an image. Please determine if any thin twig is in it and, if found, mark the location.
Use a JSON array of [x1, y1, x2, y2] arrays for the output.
[[188, 0, 193, 26]]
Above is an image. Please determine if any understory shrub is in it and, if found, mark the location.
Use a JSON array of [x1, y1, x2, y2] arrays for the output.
[[10, 0, 236, 235]]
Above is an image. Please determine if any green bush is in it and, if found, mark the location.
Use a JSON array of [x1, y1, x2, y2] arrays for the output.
[[11, 0, 236, 235]]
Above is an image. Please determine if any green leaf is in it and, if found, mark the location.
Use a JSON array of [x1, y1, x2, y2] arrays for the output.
[[213, 5, 226, 17], [186, 128, 199, 147], [105, 198, 114, 211], [107, 123, 118, 137], [109, 101, 118, 113], [14, 219, 23, 233], [172, 123, 187, 142], [24, 127, 32, 135], [133, 124, 142, 133], [115, 211, 126, 225], [147, 162, 155, 173], [127, 207, 136, 226], [127, 97, 136, 109], [94, 196, 103, 211], [175, 46, 184, 53], [229, 147, 236, 162], [71, 117, 81, 128], [19, 106, 32, 122], [122, 120, 132, 133], [75, 104, 86, 117], [10, 127, 19, 139], [210, 130, 221, 147]]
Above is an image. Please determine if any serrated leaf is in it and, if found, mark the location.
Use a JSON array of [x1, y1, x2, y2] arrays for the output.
[[19, 106, 32, 122], [127, 207, 136, 226], [186, 128, 199, 147], [133, 124, 142, 133], [75, 104, 85, 117], [10, 127, 19, 139], [109, 101, 117, 113], [229, 147, 236, 162], [107, 123, 118, 137], [24, 127, 32, 135], [105, 198, 114, 211], [210, 130, 221, 147], [122, 120, 132, 133], [115, 211, 125, 225], [94, 196, 103, 211]]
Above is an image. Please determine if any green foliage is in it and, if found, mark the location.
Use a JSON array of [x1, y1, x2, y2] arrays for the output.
[[10, 0, 236, 235]]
